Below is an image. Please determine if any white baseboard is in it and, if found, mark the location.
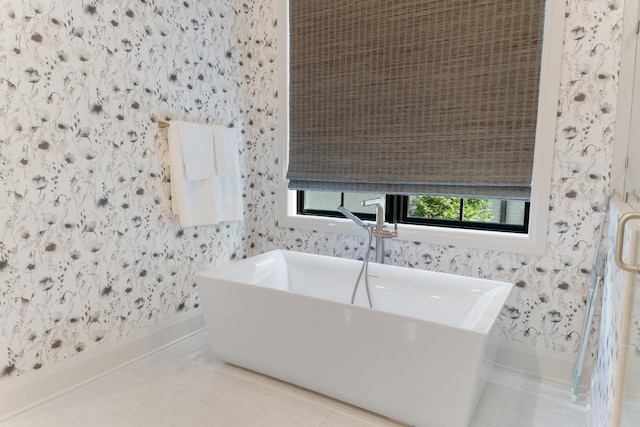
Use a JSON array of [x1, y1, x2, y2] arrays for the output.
[[490, 337, 583, 387], [0, 309, 205, 421]]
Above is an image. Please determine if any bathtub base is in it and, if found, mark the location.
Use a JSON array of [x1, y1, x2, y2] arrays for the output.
[[201, 281, 488, 427]]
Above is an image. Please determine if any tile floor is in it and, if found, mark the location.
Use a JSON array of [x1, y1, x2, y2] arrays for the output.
[[0, 331, 589, 427]]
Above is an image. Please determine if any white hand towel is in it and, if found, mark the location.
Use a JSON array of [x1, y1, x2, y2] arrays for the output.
[[175, 121, 215, 181], [168, 124, 218, 227], [211, 174, 244, 223], [211, 125, 243, 222], [167, 122, 243, 227], [211, 125, 241, 178]]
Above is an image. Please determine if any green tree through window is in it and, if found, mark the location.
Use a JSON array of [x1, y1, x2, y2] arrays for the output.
[[408, 196, 493, 222]]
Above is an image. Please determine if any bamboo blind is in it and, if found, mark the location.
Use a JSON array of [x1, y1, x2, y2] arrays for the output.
[[286, 0, 546, 199]]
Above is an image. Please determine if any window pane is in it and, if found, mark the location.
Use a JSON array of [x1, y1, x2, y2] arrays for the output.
[[408, 196, 462, 220], [463, 199, 526, 225], [343, 193, 385, 215], [461, 198, 495, 222], [304, 191, 342, 211], [408, 196, 527, 226], [504, 200, 527, 225]]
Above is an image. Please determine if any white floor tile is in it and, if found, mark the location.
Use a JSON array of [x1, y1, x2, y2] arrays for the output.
[[0, 397, 76, 427], [163, 330, 210, 358], [71, 370, 203, 426], [2, 333, 591, 427], [52, 397, 138, 427], [319, 403, 406, 427], [319, 411, 406, 427], [469, 372, 588, 427], [122, 353, 241, 402], [160, 400, 260, 427], [212, 380, 332, 427], [0, 394, 128, 427], [319, 411, 384, 427], [186, 343, 221, 366], [0, 413, 84, 427]]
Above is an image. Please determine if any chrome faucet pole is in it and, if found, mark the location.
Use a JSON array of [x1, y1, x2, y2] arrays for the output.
[[362, 198, 386, 263]]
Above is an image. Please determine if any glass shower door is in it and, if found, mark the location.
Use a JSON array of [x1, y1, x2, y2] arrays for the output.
[[617, 7, 640, 426], [623, 50, 640, 211], [611, 4, 640, 426]]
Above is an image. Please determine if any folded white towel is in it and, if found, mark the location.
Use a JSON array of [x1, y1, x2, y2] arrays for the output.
[[212, 125, 241, 178], [211, 125, 243, 222], [211, 173, 243, 223], [175, 121, 215, 181], [167, 122, 243, 227], [168, 124, 216, 227]]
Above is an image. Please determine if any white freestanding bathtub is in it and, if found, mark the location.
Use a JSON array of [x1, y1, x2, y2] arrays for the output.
[[195, 250, 513, 427]]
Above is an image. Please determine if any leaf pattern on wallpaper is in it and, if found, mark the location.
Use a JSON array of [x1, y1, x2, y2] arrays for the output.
[[0, 0, 259, 377]]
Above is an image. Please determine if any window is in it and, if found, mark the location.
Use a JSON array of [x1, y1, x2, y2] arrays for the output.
[[276, 1, 565, 255], [298, 192, 529, 233]]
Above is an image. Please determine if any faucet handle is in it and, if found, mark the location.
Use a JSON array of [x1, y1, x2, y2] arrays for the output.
[[362, 197, 385, 207], [373, 222, 398, 238]]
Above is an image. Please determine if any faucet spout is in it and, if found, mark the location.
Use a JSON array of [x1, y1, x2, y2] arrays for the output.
[[337, 205, 368, 230]]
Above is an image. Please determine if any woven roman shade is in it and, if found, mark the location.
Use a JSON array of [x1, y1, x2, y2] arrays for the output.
[[286, 0, 546, 199]]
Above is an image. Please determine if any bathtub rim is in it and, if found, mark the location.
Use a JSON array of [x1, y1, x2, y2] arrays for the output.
[[196, 249, 513, 334]]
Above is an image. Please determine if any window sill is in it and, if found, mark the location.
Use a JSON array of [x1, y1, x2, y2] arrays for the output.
[[278, 210, 547, 256]]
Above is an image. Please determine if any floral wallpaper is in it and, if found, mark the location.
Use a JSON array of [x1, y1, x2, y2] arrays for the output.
[[0, 0, 628, 387], [0, 0, 262, 379]]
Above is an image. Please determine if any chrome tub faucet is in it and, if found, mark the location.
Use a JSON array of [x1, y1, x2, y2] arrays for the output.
[[338, 198, 398, 264]]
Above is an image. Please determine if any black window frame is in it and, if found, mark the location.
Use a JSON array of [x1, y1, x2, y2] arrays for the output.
[[297, 191, 530, 234]]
